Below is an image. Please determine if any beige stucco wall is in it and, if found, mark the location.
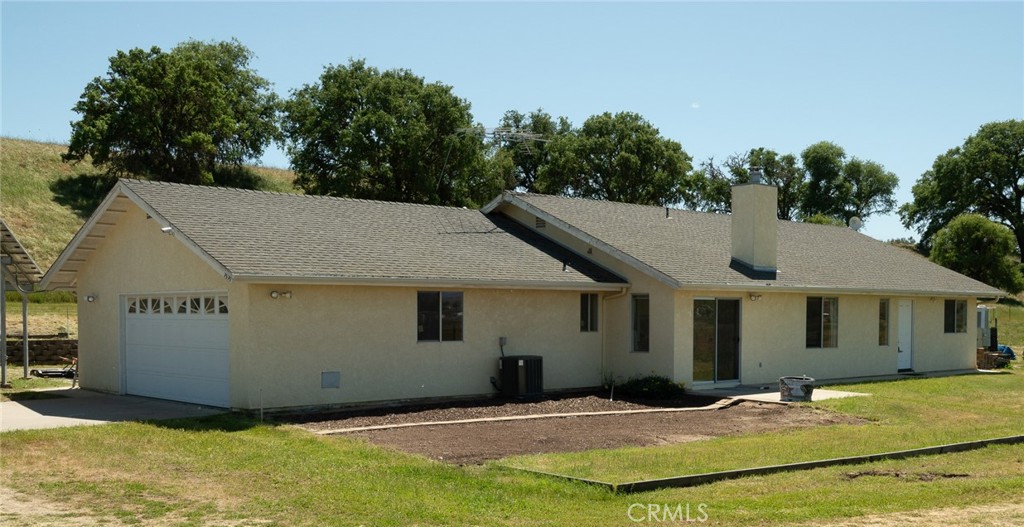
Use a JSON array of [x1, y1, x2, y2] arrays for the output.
[[499, 205, 678, 384], [74, 203, 239, 395], [907, 296, 977, 373], [672, 291, 979, 386], [234, 285, 603, 409], [76, 201, 607, 410]]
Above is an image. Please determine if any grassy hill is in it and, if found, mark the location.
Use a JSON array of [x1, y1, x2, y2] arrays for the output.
[[0, 137, 297, 272]]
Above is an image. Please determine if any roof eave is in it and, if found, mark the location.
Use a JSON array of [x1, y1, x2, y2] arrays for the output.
[[232, 274, 627, 291], [40, 180, 236, 291], [40, 182, 131, 291], [679, 281, 1004, 298]]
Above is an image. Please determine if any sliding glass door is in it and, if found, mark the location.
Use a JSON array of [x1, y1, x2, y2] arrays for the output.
[[693, 298, 740, 382]]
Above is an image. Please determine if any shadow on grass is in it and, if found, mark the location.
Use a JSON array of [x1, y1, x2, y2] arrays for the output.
[[50, 173, 119, 219], [0, 391, 68, 402], [147, 412, 264, 433], [998, 296, 1023, 307], [211, 165, 273, 190]]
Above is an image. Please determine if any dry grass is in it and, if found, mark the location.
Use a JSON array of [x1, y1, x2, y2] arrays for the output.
[[4, 302, 77, 337], [0, 137, 298, 272]]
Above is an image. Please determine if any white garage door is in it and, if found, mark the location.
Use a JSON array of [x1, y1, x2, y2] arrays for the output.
[[124, 293, 229, 407]]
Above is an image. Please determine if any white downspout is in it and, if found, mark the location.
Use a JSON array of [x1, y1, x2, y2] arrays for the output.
[[601, 287, 629, 381]]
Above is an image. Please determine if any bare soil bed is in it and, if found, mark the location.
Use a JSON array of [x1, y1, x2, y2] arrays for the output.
[[282, 394, 863, 465]]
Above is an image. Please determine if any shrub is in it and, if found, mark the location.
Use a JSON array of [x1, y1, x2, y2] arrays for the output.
[[615, 375, 687, 399]]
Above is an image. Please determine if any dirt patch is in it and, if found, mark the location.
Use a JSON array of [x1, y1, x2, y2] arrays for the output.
[[281, 393, 719, 431], [287, 395, 862, 465], [844, 469, 970, 482], [0, 485, 119, 527]]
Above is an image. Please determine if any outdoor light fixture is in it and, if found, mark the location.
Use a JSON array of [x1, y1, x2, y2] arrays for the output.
[[86, 295, 96, 303], [749, 294, 763, 301], [160, 226, 173, 235], [270, 291, 293, 299]]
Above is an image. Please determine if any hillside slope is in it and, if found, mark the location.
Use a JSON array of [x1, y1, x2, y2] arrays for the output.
[[0, 137, 297, 271], [0, 139, 100, 270]]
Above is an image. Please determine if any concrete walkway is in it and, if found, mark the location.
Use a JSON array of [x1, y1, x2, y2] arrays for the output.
[[0, 388, 223, 432], [691, 385, 869, 404], [690, 369, 1004, 404]]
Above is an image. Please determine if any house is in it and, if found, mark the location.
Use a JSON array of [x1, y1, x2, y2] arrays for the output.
[[41, 179, 1001, 410]]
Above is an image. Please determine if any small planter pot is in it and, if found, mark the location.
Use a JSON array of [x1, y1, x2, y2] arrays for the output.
[[779, 376, 815, 402]]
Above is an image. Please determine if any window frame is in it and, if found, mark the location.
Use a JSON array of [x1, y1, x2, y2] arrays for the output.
[[417, 291, 464, 342], [878, 299, 890, 346], [806, 296, 839, 348], [580, 293, 599, 332], [944, 299, 967, 334], [631, 294, 650, 353]]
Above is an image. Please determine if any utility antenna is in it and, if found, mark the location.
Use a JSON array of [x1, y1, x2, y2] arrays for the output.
[[458, 126, 549, 154], [437, 125, 551, 190]]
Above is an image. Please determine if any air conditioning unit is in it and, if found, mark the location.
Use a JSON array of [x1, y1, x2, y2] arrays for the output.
[[498, 355, 543, 398]]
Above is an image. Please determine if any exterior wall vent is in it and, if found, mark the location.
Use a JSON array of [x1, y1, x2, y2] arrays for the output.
[[535, 217, 546, 229]]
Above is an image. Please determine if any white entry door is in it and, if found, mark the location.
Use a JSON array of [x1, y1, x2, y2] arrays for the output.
[[124, 293, 230, 407], [897, 299, 913, 371]]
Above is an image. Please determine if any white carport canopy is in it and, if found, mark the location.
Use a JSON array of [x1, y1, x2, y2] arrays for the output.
[[1, 219, 44, 386]]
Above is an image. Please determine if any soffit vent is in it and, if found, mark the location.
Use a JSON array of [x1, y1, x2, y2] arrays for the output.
[[535, 217, 546, 229]]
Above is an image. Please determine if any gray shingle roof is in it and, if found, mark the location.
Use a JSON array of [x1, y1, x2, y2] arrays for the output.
[[120, 180, 624, 287], [505, 193, 1003, 297]]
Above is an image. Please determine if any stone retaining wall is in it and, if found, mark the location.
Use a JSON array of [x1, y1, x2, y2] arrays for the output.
[[3, 339, 78, 365]]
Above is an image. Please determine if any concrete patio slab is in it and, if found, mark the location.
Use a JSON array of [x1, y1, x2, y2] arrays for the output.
[[690, 369, 1006, 404], [0, 388, 223, 432], [690, 386, 868, 404]]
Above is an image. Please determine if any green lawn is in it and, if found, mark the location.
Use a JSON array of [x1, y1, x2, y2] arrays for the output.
[[1, 371, 1023, 526], [503, 369, 1024, 483]]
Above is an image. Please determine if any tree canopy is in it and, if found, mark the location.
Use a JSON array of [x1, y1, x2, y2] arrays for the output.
[[900, 119, 1024, 256], [64, 39, 280, 185], [930, 214, 1023, 294], [496, 109, 571, 193], [537, 112, 697, 206], [282, 59, 500, 206], [695, 148, 806, 219], [801, 141, 899, 224]]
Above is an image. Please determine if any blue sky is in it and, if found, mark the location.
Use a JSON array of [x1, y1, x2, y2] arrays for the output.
[[2, 1, 1022, 241]]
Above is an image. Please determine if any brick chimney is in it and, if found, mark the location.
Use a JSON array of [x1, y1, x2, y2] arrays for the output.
[[730, 167, 778, 273]]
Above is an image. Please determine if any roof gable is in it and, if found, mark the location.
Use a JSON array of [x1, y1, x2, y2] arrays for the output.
[[496, 192, 1003, 297], [42, 180, 625, 290]]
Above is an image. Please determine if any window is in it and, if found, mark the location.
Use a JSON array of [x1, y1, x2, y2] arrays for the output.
[[632, 294, 650, 352], [580, 293, 599, 332], [417, 291, 463, 342], [879, 299, 889, 346], [944, 299, 967, 334], [806, 297, 839, 348], [125, 294, 228, 316]]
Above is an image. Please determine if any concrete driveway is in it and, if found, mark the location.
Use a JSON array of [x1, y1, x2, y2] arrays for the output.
[[1, 388, 223, 432]]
